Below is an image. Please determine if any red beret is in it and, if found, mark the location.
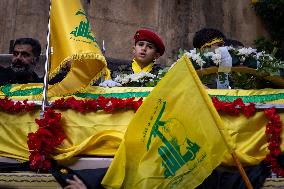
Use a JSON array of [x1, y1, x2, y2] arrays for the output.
[[134, 29, 165, 56]]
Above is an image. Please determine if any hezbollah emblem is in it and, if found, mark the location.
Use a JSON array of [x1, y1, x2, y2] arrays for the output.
[[146, 100, 201, 178], [70, 9, 98, 46]]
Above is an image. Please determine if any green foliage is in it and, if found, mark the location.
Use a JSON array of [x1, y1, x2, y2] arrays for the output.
[[254, 37, 278, 55], [253, 0, 284, 41], [252, 0, 284, 59], [200, 72, 278, 89]]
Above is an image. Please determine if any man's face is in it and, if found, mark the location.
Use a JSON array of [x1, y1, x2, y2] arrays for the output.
[[11, 44, 36, 75]]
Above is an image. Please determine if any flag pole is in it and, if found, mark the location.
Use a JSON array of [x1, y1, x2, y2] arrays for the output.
[[102, 40, 106, 55], [41, 0, 52, 118], [231, 152, 254, 189]]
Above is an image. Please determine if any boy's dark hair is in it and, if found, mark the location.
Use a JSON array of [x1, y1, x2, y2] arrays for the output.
[[13, 38, 41, 57], [224, 39, 244, 48], [193, 28, 225, 49]]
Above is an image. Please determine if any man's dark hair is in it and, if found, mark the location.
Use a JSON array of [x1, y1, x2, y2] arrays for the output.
[[224, 39, 244, 48], [193, 28, 225, 49], [13, 38, 41, 57]]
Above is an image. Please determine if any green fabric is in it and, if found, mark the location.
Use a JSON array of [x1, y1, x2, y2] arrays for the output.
[[74, 91, 150, 99], [1, 84, 42, 97], [209, 93, 284, 103], [2, 84, 284, 104]]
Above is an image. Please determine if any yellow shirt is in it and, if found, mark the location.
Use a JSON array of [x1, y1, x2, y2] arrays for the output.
[[131, 59, 154, 74]]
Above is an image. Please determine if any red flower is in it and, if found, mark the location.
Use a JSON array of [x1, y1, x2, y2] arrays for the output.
[[0, 97, 36, 112], [42, 159, 52, 172], [51, 98, 66, 109], [50, 96, 143, 114], [130, 97, 143, 112], [27, 108, 64, 172], [212, 97, 255, 118], [212, 97, 222, 111], [1, 96, 143, 172], [263, 107, 284, 177], [264, 107, 277, 119], [211, 98, 284, 177], [29, 152, 51, 172], [241, 102, 256, 118], [29, 152, 45, 170]]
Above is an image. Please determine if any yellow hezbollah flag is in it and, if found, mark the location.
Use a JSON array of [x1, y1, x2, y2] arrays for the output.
[[102, 55, 234, 189], [48, 0, 108, 96]]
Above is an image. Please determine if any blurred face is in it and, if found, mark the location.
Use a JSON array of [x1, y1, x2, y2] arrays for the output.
[[202, 41, 224, 53], [133, 41, 160, 67], [210, 41, 224, 49], [11, 44, 36, 75]]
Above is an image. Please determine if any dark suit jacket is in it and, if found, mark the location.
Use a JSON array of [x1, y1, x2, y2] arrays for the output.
[[0, 67, 42, 86]]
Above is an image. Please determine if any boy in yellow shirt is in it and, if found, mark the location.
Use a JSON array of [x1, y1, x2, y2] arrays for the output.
[[100, 28, 165, 87], [131, 28, 165, 74]]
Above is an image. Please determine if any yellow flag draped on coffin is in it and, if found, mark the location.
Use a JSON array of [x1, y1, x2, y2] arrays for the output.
[[102, 55, 234, 189], [48, 0, 108, 96]]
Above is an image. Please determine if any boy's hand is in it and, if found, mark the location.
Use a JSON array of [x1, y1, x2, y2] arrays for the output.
[[64, 175, 87, 189], [99, 80, 122, 87]]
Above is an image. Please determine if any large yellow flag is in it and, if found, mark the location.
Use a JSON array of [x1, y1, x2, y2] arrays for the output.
[[102, 55, 234, 189], [48, 0, 108, 96]]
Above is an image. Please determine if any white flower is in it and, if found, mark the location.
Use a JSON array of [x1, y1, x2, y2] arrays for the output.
[[237, 47, 257, 57], [226, 46, 234, 50], [184, 49, 206, 68], [240, 56, 246, 62], [195, 57, 206, 68], [256, 51, 264, 59], [211, 53, 222, 66], [114, 74, 131, 84], [203, 52, 215, 58], [114, 72, 157, 85], [178, 46, 284, 81]]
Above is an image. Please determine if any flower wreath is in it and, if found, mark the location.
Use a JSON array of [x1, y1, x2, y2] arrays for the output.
[[263, 107, 284, 176], [179, 47, 284, 89], [0, 96, 143, 172], [212, 97, 284, 177], [113, 67, 169, 87], [1, 96, 283, 174], [179, 47, 284, 72]]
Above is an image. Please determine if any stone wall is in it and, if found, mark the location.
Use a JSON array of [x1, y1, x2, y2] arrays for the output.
[[0, 0, 269, 67]]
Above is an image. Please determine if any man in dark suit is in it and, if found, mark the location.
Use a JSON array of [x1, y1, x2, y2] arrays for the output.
[[0, 38, 43, 86]]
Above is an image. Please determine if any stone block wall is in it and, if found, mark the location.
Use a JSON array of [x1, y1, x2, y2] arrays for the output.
[[0, 0, 269, 68]]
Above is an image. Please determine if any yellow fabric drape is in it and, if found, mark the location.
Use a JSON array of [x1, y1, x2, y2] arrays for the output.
[[221, 112, 269, 166], [2, 85, 284, 167], [0, 102, 278, 166], [0, 87, 152, 162], [48, 0, 107, 96], [102, 55, 232, 189], [132, 59, 154, 73], [0, 109, 134, 162]]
